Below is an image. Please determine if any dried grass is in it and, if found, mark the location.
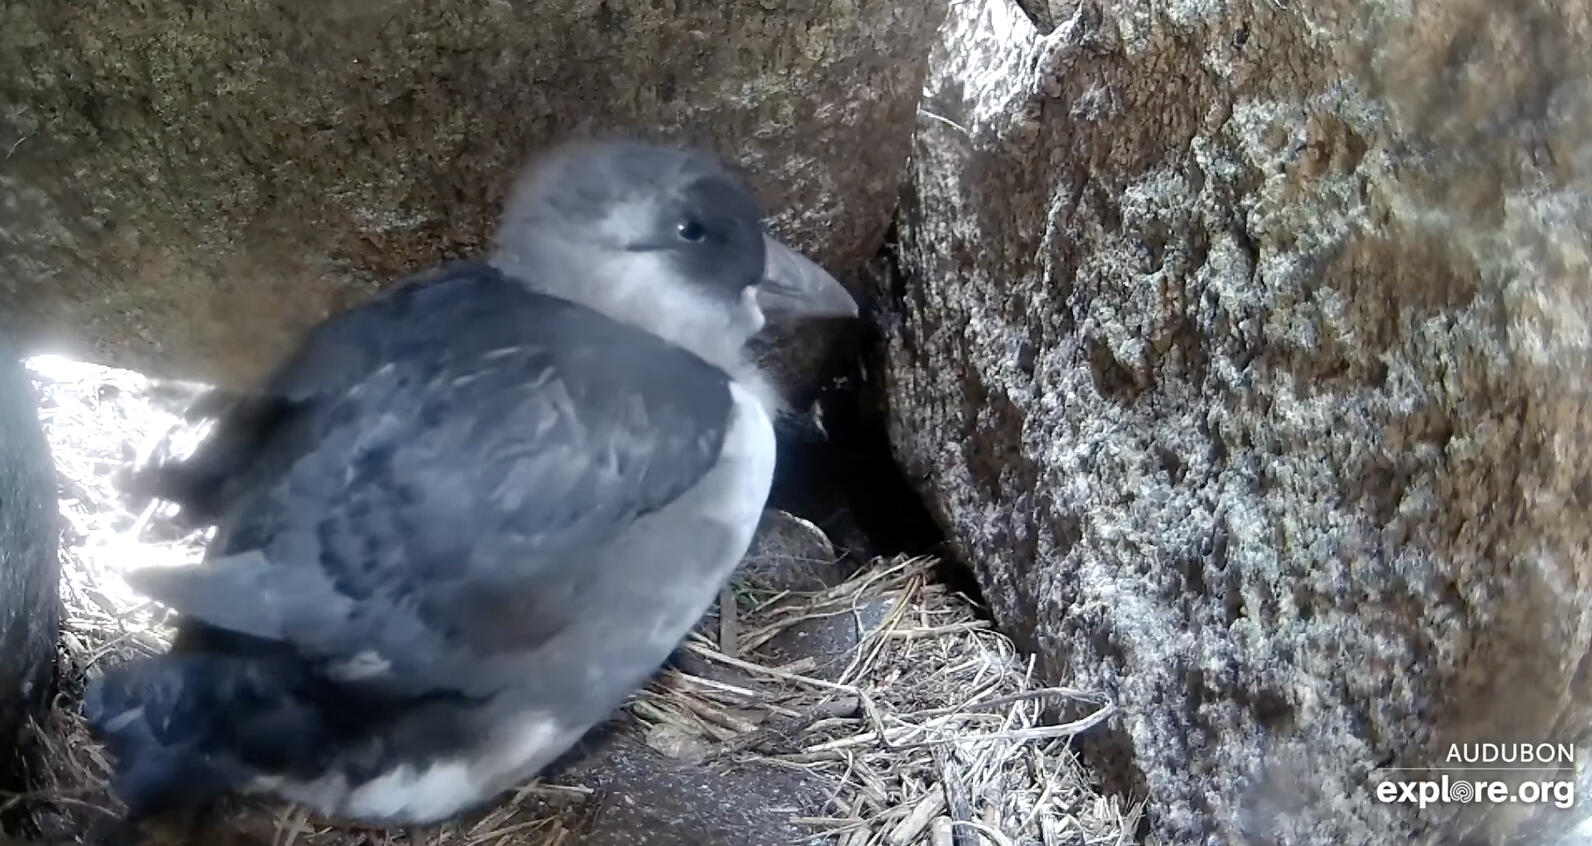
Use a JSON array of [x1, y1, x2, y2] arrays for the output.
[[8, 354, 1136, 846]]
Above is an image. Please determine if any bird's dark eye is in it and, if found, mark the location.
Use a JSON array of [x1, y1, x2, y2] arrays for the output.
[[677, 220, 706, 242]]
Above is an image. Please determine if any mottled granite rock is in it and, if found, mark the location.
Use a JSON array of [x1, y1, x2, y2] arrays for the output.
[[881, 1, 1592, 842], [0, 0, 947, 399]]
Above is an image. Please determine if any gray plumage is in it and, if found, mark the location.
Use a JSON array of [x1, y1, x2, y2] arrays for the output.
[[84, 139, 857, 826]]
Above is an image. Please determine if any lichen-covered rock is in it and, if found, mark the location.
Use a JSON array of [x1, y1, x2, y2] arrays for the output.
[[0, 0, 945, 394], [880, 1, 1592, 843], [0, 339, 60, 791]]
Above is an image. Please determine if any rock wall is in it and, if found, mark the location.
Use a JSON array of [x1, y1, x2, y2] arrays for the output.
[[0, 0, 944, 394], [0, 339, 59, 793], [879, 1, 1592, 842]]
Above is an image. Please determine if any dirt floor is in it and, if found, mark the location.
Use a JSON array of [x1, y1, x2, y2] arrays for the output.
[[6, 354, 1137, 846]]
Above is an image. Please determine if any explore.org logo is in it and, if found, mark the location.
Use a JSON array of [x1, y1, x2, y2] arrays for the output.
[[1373, 743, 1578, 810]]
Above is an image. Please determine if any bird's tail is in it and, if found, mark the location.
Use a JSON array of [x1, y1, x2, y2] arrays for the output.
[[82, 650, 327, 820]]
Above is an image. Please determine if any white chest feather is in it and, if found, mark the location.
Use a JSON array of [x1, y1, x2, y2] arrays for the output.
[[632, 379, 774, 650], [717, 380, 778, 539]]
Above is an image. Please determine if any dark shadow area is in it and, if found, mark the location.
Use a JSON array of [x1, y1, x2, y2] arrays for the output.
[[766, 244, 949, 569]]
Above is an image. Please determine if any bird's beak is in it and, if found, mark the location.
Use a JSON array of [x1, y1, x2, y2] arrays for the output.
[[756, 235, 859, 319]]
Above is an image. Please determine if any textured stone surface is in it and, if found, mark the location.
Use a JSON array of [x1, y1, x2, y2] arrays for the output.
[[0, 338, 60, 792], [760, 595, 892, 681], [543, 730, 827, 846], [0, 0, 944, 395], [880, 1, 1592, 843], [739, 508, 850, 593]]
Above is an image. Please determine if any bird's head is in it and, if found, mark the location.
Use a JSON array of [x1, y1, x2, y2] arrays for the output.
[[488, 140, 857, 376]]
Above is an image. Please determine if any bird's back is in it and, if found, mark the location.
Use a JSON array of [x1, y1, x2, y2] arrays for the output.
[[91, 261, 752, 823], [138, 262, 730, 533]]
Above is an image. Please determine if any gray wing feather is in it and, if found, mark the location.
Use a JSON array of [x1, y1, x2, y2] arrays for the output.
[[133, 264, 732, 699], [127, 552, 350, 644]]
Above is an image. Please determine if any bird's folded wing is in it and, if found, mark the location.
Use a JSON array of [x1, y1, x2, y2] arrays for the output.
[[128, 262, 514, 524], [127, 262, 733, 699]]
